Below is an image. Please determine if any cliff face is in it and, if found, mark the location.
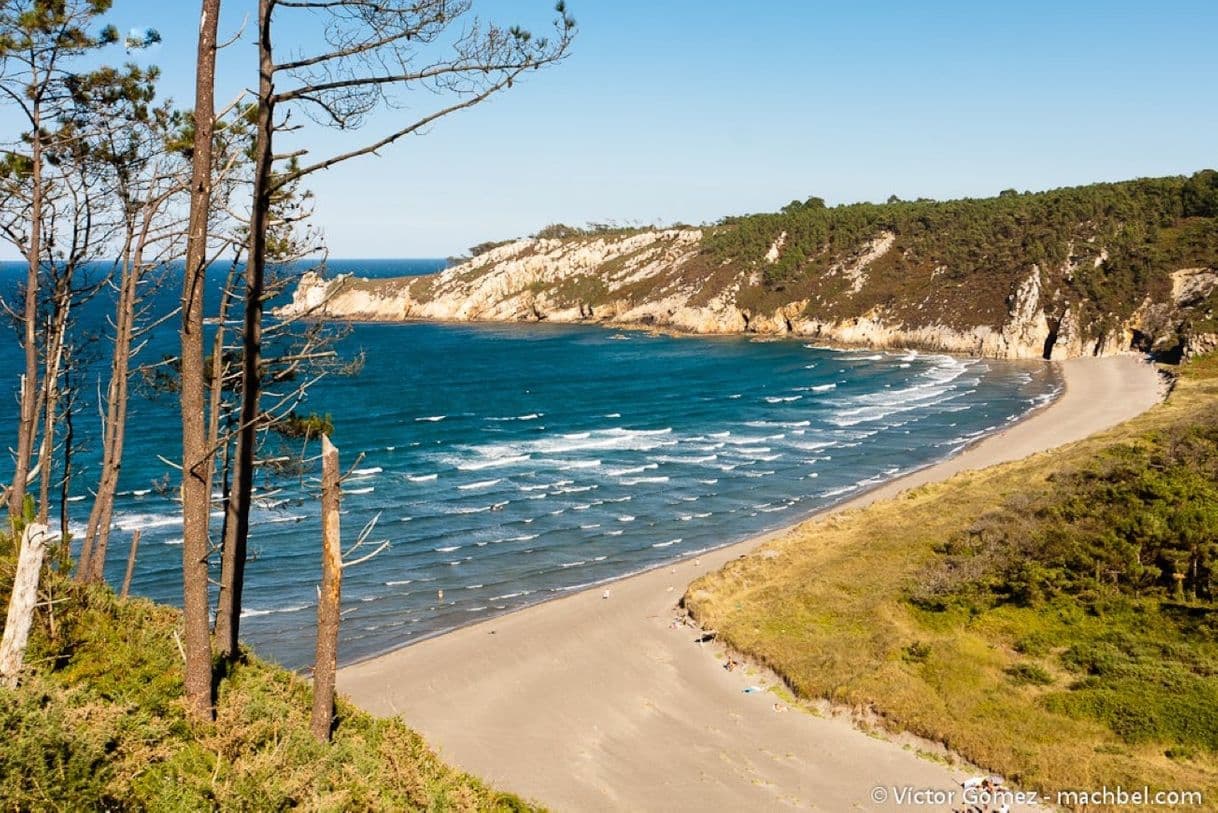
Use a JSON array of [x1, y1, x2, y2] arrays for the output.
[[280, 175, 1218, 360]]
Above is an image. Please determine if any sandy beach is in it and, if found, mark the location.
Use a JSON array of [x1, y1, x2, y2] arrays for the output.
[[338, 355, 1165, 811]]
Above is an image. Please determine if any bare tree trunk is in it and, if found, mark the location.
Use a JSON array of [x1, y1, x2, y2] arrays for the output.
[[81, 243, 142, 582], [59, 354, 76, 549], [179, 0, 223, 721], [10, 122, 43, 520], [120, 529, 141, 600], [216, 0, 274, 660], [36, 282, 71, 528], [207, 270, 235, 635], [0, 524, 52, 687], [311, 435, 342, 741], [37, 371, 54, 526]]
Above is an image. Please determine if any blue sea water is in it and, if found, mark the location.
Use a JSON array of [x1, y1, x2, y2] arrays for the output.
[[0, 258, 1059, 669]]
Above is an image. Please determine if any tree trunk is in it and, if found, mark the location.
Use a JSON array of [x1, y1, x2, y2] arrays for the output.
[[311, 435, 342, 742], [9, 120, 43, 520], [179, 0, 223, 721], [0, 524, 52, 687], [35, 280, 72, 528], [59, 356, 76, 551], [206, 270, 236, 638], [215, 0, 274, 660], [81, 241, 142, 582], [120, 529, 141, 600]]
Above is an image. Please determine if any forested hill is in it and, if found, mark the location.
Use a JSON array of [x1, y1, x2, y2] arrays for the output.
[[284, 171, 1218, 361]]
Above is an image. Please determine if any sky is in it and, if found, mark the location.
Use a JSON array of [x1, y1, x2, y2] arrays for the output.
[[4, 0, 1217, 259]]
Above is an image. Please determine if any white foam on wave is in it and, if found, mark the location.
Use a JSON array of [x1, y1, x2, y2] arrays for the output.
[[415, 415, 447, 422], [619, 476, 669, 485], [788, 439, 834, 451], [606, 463, 658, 476], [764, 395, 802, 403], [651, 453, 718, 465], [347, 486, 374, 495], [486, 413, 542, 422], [459, 478, 502, 490], [519, 479, 572, 492], [456, 428, 677, 472], [822, 483, 859, 498], [496, 533, 539, 544], [553, 484, 596, 494], [457, 454, 532, 471], [435, 545, 460, 553], [827, 388, 972, 427], [241, 603, 308, 619], [350, 466, 383, 476], [446, 504, 490, 515], [721, 434, 769, 446], [407, 473, 438, 482], [551, 459, 602, 471], [652, 538, 682, 548], [113, 512, 180, 531]]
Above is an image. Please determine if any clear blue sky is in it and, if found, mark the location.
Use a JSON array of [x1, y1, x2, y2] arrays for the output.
[[12, 1, 1218, 258]]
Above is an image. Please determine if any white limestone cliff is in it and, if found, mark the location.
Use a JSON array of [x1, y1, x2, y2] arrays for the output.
[[277, 228, 1212, 361]]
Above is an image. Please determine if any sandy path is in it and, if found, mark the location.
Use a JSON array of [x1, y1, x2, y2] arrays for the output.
[[339, 355, 1164, 811]]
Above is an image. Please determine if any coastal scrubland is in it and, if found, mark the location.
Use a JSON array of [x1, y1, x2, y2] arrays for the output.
[[708, 172, 1218, 336], [684, 353, 1218, 800], [0, 562, 533, 811], [580, 171, 1218, 340]]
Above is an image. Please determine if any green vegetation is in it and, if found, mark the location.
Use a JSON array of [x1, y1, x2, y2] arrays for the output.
[[0, 559, 533, 811], [532, 221, 650, 241], [700, 171, 1218, 336], [469, 239, 514, 257], [684, 355, 1218, 799], [277, 410, 335, 440]]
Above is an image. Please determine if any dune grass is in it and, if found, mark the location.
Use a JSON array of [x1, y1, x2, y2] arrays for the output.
[[0, 569, 536, 811], [684, 355, 1218, 803]]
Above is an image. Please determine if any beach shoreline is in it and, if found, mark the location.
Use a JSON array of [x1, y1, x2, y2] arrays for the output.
[[338, 351, 1059, 671], [338, 353, 1165, 811]]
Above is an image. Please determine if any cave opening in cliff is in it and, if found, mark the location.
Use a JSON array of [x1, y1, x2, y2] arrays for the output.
[[1042, 318, 1061, 360]]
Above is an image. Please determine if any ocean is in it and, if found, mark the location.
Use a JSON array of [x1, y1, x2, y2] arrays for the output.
[[0, 258, 1060, 668]]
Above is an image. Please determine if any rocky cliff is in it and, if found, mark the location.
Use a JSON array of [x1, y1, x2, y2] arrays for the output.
[[280, 174, 1218, 360]]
